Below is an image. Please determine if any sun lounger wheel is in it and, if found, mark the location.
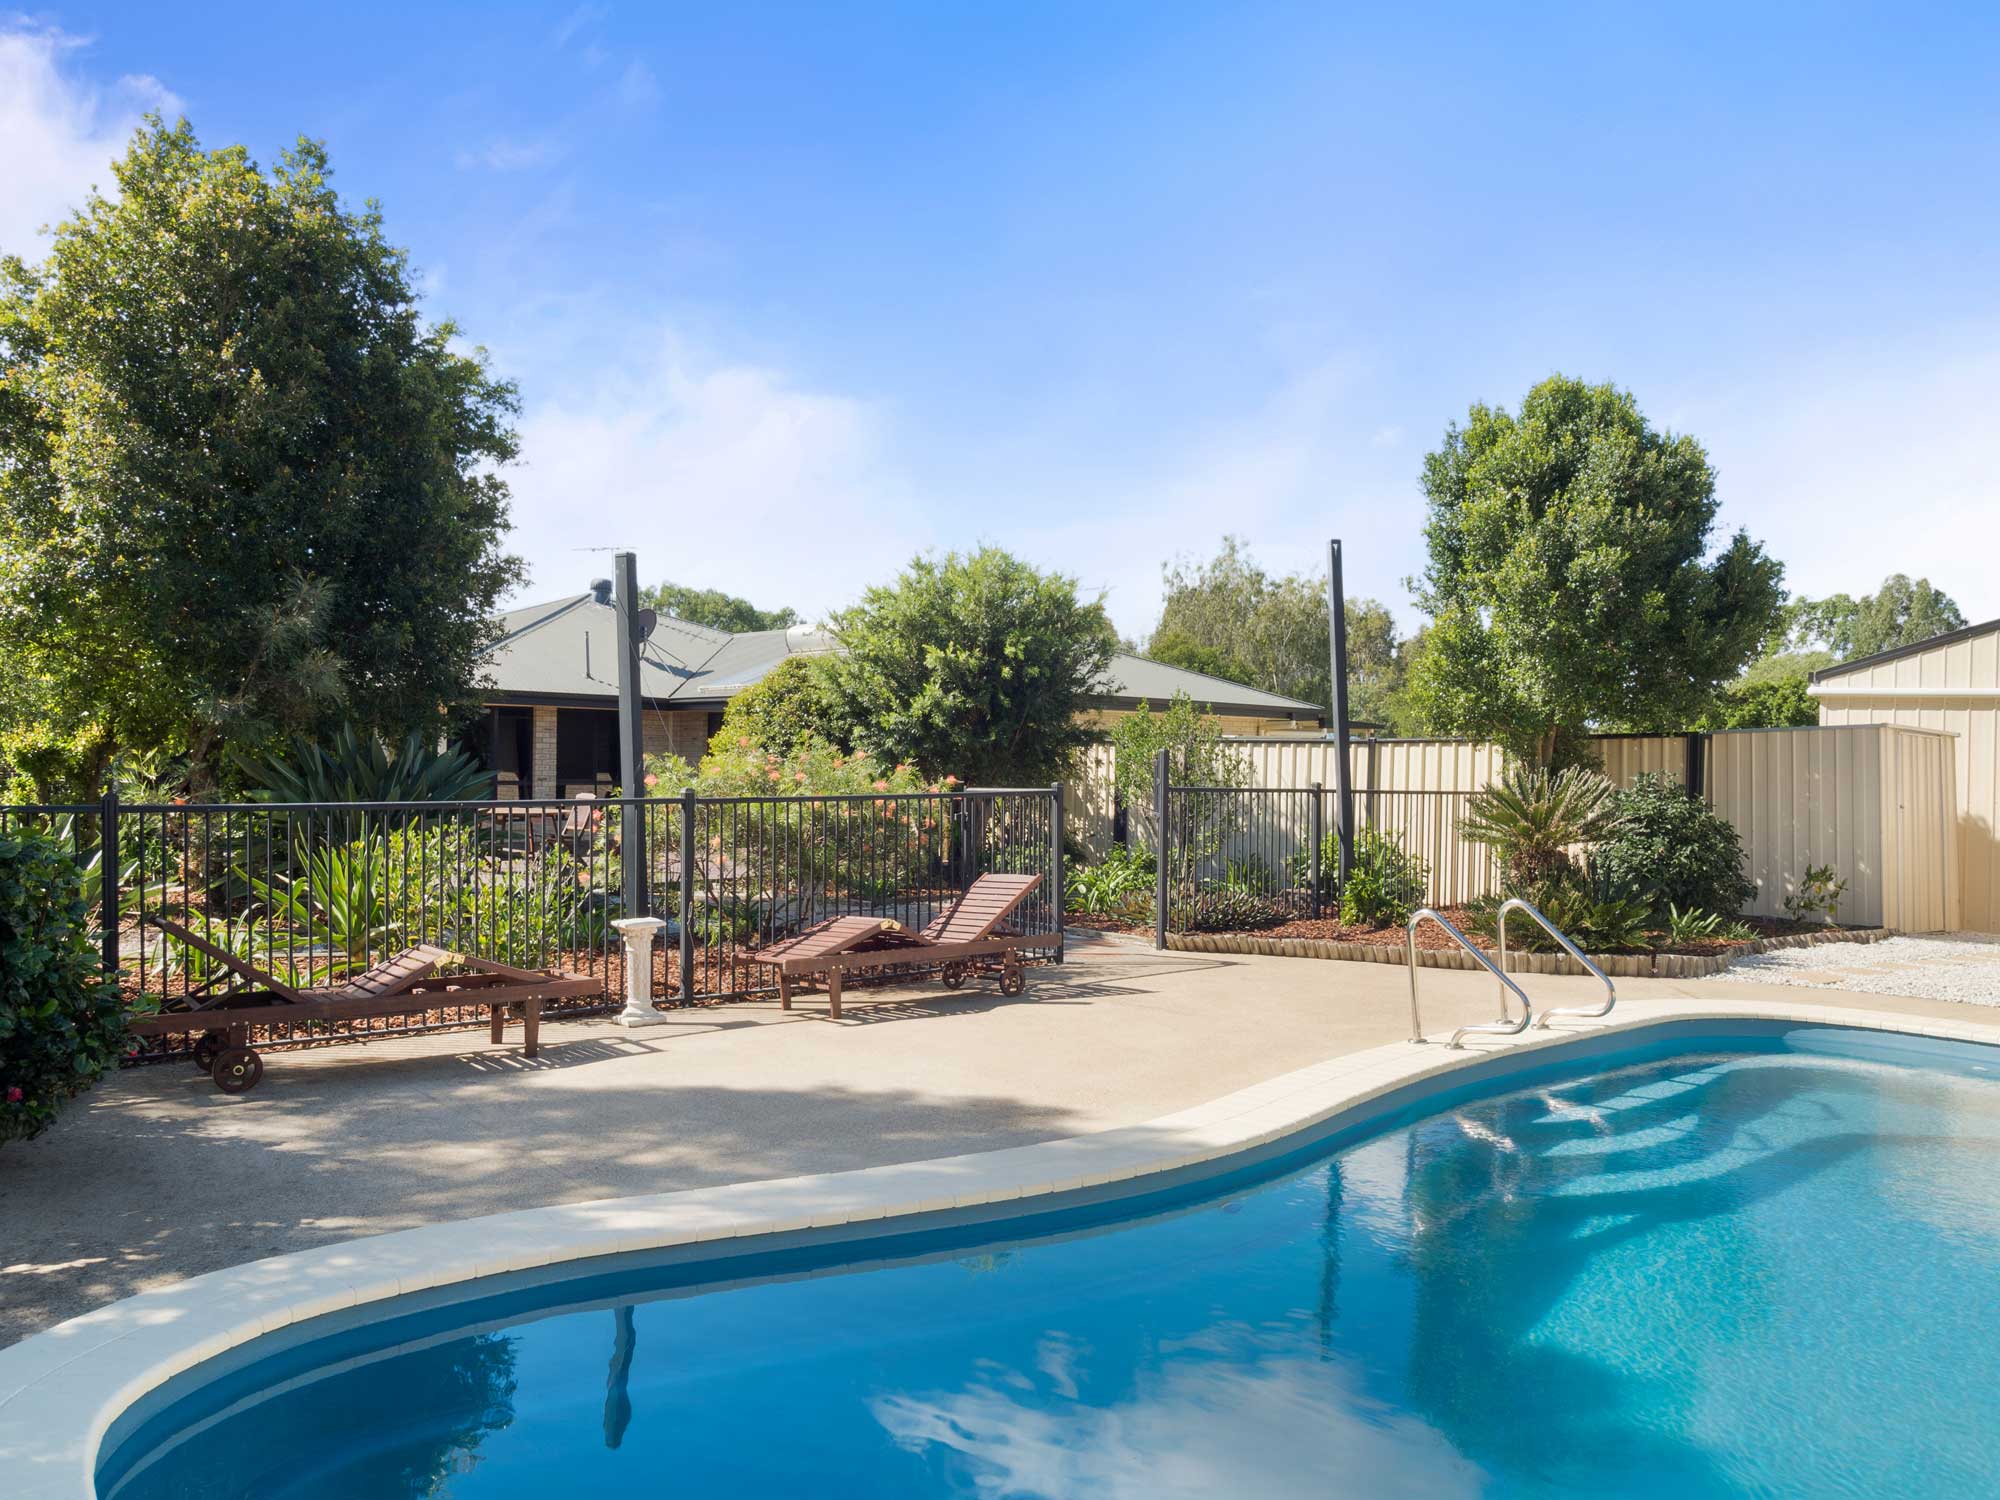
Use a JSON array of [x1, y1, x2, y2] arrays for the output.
[[192, 1032, 224, 1073], [940, 962, 969, 991], [211, 1046, 263, 1095], [998, 963, 1026, 997]]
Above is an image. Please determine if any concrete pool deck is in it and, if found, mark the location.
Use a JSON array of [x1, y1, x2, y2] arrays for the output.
[[6, 931, 1996, 1353], [10, 939, 2000, 1499]]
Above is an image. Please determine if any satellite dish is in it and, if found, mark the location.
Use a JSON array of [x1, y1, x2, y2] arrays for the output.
[[635, 607, 658, 643]]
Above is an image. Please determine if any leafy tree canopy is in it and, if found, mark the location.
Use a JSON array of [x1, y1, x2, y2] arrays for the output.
[[827, 546, 1117, 785], [640, 580, 798, 634], [1146, 536, 1417, 730], [1409, 376, 1783, 765], [1776, 574, 1966, 661], [705, 653, 849, 761], [0, 118, 521, 798]]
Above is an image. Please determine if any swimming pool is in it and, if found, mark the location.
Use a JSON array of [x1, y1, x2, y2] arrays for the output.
[[90, 1022, 2000, 1498]]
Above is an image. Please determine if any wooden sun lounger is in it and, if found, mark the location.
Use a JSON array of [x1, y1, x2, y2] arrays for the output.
[[749, 873, 1044, 1019], [132, 916, 602, 1093]]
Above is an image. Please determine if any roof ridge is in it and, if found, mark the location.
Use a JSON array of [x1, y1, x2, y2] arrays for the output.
[[1104, 650, 1325, 713]]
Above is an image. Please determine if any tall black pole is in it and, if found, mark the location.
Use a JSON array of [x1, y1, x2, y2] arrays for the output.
[[1327, 539, 1353, 889], [614, 550, 649, 917]]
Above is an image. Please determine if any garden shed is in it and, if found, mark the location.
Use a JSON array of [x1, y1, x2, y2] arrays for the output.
[[1813, 618, 2000, 932]]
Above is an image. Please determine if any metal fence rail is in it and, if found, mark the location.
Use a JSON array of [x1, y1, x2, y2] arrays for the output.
[[1152, 781, 1494, 936], [1, 786, 1063, 1062]]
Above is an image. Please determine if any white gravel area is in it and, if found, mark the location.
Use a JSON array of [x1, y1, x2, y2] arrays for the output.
[[1726, 932, 2000, 1005]]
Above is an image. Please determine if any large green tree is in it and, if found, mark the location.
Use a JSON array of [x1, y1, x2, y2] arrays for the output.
[[1409, 376, 1783, 765], [1146, 536, 1415, 728], [0, 118, 520, 797], [640, 580, 798, 634], [1779, 574, 1966, 661], [827, 546, 1117, 785]]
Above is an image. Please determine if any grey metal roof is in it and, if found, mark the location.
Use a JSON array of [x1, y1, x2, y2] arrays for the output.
[[478, 598, 1323, 717], [1094, 653, 1325, 716]]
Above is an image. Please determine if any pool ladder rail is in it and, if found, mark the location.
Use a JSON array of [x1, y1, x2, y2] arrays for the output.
[[1405, 898, 1617, 1048]]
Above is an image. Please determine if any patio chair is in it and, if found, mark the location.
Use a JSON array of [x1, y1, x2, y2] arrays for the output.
[[748, 872, 1045, 1019], [132, 915, 602, 1094], [141, 914, 452, 1009]]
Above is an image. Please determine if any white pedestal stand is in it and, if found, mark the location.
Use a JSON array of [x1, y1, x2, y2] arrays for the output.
[[611, 915, 670, 1027]]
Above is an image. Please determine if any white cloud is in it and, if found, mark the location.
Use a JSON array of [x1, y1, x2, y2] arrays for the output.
[[869, 1329, 1485, 1499], [0, 23, 181, 259], [505, 331, 933, 615], [615, 59, 661, 112], [552, 3, 608, 48], [455, 138, 558, 172]]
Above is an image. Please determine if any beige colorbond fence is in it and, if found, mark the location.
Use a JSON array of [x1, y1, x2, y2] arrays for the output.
[[1072, 725, 1960, 931]]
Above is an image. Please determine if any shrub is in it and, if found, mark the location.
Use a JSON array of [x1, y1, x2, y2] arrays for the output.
[[1467, 867, 1654, 954], [706, 654, 849, 760], [1067, 844, 1155, 915], [1, 831, 126, 1146], [1594, 773, 1753, 917], [1170, 885, 1285, 933], [1338, 830, 1431, 927], [1463, 765, 1623, 889], [1784, 862, 1847, 924]]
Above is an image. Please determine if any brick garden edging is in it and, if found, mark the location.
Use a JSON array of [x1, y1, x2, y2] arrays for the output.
[[1164, 925, 1894, 979]]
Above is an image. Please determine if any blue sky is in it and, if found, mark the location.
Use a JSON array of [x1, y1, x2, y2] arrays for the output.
[[5, 3, 1996, 639]]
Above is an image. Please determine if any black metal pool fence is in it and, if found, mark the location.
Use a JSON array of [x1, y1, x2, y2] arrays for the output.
[[0, 786, 1065, 1060], [1155, 781, 1497, 933]]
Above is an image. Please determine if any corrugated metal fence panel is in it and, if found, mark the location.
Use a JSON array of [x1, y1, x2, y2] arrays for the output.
[[1067, 744, 1119, 856], [1706, 726, 1887, 926], [1596, 736, 1690, 788]]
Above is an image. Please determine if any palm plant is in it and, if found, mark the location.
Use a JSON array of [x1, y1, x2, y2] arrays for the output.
[[1462, 765, 1623, 890]]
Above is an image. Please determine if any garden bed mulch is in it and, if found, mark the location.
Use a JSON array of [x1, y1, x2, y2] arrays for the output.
[[1068, 911, 1893, 978]]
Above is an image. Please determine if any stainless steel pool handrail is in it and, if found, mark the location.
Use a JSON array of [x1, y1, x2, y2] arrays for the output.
[[1406, 907, 1534, 1048], [1497, 896, 1617, 1029]]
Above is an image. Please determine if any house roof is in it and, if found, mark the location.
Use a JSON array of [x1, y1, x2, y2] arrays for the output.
[[1809, 617, 2000, 683], [478, 596, 1325, 718]]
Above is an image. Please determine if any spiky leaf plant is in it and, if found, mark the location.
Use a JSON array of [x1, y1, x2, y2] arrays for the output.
[[1462, 765, 1623, 890]]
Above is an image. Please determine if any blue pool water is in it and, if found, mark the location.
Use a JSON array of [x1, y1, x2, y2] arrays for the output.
[[100, 1027, 2000, 1498]]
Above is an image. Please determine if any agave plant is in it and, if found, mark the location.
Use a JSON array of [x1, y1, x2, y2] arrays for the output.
[[1462, 765, 1623, 890], [237, 723, 496, 806]]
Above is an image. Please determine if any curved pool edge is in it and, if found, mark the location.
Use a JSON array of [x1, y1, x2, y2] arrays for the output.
[[8, 995, 2000, 1498]]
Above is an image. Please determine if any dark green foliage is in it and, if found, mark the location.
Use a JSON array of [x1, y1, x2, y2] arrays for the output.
[[828, 546, 1118, 785], [1146, 536, 1415, 728], [1594, 773, 1754, 917], [239, 724, 497, 804], [0, 119, 521, 796], [1462, 765, 1623, 889], [1338, 830, 1431, 927], [0, 831, 125, 1145], [640, 581, 798, 634], [708, 655, 850, 759], [1699, 664, 1822, 729], [1783, 574, 1966, 661], [1170, 885, 1285, 933], [1066, 843, 1156, 915], [1410, 376, 1784, 764], [1467, 870, 1655, 954]]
